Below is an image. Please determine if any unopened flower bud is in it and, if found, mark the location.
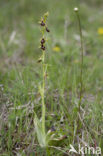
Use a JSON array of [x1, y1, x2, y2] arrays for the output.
[[74, 7, 79, 12]]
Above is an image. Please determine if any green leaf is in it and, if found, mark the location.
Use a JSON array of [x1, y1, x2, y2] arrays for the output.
[[34, 114, 46, 147]]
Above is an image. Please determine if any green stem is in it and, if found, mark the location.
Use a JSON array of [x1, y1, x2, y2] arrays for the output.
[[76, 11, 84, 114], [42, 50, 45, 135]]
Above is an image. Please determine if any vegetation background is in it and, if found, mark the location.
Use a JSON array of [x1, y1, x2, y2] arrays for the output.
[[0, 0, 103, 155]]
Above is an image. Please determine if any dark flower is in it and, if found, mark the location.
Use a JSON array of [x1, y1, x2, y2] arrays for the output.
[[41, 45, 45, 51], [40, 21, 45, 26], [46, 27, 50, 32], [41, 38, 45, 44]]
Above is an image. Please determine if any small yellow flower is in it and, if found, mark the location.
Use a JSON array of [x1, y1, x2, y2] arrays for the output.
[[74, 59, 79, 64], [53, 46, 61, 52], [98, 27, 103, 35]]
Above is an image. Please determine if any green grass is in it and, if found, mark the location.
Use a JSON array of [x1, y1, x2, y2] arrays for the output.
[[0, 0, 103, 155]]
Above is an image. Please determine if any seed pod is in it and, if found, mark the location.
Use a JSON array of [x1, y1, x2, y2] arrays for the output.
[[44, 72, 48, 79], [46, 27, 50, 32]]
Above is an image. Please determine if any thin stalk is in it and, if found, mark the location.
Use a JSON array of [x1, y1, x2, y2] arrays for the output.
[[42, 50, 45, 135], [75, 8, 84, 114]]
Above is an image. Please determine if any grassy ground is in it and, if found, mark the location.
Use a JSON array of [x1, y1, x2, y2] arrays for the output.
[[0, 0, 103, 155]]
